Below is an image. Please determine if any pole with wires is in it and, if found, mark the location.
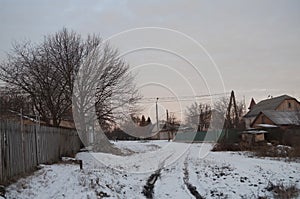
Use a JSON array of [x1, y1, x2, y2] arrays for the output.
[[156, 98, 160, 139]]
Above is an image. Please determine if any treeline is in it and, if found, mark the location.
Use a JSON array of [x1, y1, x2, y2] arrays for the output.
[[106, 115, 153, 140]]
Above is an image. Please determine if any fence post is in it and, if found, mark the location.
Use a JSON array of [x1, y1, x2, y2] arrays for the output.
[[3, 123, 8, 183], [34, 120, 39, 165], [0, 122, 3, 184], [20, 109, 26, 173]]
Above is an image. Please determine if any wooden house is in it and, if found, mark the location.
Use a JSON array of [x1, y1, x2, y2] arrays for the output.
[[244, 95, 300, 129]]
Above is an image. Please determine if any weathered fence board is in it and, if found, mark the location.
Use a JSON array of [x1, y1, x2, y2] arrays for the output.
[[0, 120, 82, 185]]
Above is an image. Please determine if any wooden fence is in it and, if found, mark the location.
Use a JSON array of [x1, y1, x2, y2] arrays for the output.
[[0, 120, 82, 185]]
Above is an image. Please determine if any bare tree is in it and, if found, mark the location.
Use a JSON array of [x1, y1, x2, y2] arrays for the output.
[[185, 96, 245, 133], [72, 36, 140, 153], [0, 28, 83, 126], [165, 112, 180, 140], [0, 87, 33, 117], [0, 28, 141, 154], [185, 102, 211, 131], [213, 96, 245, 129]]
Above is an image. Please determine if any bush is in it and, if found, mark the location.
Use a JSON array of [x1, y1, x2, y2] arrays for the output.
[[212, 142, 242, 151], [253, 144, 300, 160], [290, 146, 300, 158], [211, 138, 300, 161]]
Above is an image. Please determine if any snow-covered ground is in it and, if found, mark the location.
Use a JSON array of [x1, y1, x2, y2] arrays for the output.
[[5, 141, 300, 199]]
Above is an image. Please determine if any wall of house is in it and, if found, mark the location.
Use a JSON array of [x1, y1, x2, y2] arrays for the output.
[[276, 99, 300, 111], [241, 133, 264, 143], [251, 114, 275, 128], [254, 133, 265, 142]]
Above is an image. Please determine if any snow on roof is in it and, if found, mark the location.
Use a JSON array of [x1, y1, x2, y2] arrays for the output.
[[242, 130, 268, 134], [255, 123, 278, 128], [178, 126, 194, 131]]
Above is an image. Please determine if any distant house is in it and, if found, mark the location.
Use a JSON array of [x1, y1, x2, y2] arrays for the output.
[[177, 125, 195, 133], [244, 95, 300, 129], [155, 121, 180, 140]]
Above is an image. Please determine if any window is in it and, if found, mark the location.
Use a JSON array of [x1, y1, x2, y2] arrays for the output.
[[288, 102, 291, 108]]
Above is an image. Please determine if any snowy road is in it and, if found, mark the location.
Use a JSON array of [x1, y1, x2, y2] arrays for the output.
[[5, 141, 300, 199]]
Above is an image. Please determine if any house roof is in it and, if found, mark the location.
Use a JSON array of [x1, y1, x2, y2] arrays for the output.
[[244, 95, 296, 118], [248, 98, 256, 110], [260, 110, 300, 126]]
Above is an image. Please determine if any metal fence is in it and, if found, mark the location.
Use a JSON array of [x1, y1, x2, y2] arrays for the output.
[[0, 120, 82, 185], [174, 129, 241, 143]]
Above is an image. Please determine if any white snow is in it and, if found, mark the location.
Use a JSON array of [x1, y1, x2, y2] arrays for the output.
[[256, 124, 278, 128], [5, 141, 300, 199]]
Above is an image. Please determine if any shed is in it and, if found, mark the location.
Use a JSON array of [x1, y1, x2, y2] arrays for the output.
[[241, 130, 268, 144]]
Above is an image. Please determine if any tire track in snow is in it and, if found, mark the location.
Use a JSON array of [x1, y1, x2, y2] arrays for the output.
[[142, 168, 162, 199], [141, 155, 173, 198], [183, 161, 205, 199]]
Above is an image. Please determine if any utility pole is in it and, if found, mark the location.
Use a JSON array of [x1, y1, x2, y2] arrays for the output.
[[166, 109, 170, 141], [156, 98, 160, 139], [166, 109, 169, 123]]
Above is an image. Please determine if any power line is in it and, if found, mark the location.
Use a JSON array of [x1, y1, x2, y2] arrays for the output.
[[0, 88, 230, 104], [137, 92, 230, 103], [140, 92, 229, 100]]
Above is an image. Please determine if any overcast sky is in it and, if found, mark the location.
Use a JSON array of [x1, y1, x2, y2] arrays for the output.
[[1, 0, 300, 120]]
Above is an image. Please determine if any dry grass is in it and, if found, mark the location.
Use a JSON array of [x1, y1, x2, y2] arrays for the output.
[[212, 140, 300, 161], [290, 146, 300, 158], [211, 142, 242, 152], [253, 144, 300, 160], [267, 181, 299, 199]]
